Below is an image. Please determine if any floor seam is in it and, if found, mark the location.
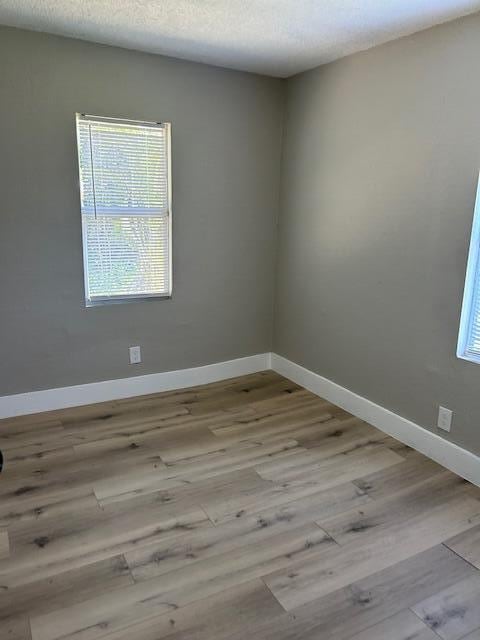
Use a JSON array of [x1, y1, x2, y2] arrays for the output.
[[442, 541, 480, 572], [408, 605, 444, 639], [260, 575, 289, 613]]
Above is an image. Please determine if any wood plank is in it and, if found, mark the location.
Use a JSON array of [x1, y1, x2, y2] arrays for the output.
[[0, 424, 71, 452], [459, 631, 480, 640], [286, 416, 384, 450], [412, 573, 480, 640], [100, 468, 271, 515], [0, 448, 165, 519], [183, 377, 300, 416], [382, 438, 420, 459], [0, 492, 100, 529], [202, 472, 362, 525], [209, 400, 336, 444], [80, 579, 284, 640], [225, 545, 476, 640], [240, 385, 319, 414], [94, 441, 298, 504], [0, 615, 32, 640], [262, 486, 480, 610], [2, 444, 76, 474], [444, 524, 480, 569], [125, 482, 370, 581], [1, 500, 210, 588], [319, 472, 473, 546], [200, 444, 403, 525], [352, 452, 447, 501], [30, 523, 333, 640], [0, 530, 9, 558], [0, 372, 478, 640], [0, 415, 62, 436], [61, 404, 190, 444], [255, 442, 404, 484], [0, 556, 133, 627], [71, 424, 218, 466], [347, 609, 438, 640], [159, 437, 300, 474]]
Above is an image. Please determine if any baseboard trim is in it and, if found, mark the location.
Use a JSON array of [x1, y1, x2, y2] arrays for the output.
[[0, 353, 270, 419], [271, 353, 480, 488]]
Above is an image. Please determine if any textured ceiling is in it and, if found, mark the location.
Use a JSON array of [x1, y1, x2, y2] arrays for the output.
[[1, 0, 480, 77]]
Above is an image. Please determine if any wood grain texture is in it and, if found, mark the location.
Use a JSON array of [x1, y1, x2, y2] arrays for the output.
[[89, 579, 284, 640], [347, 609, 438, 640], [0, 371, 478, 640], [225, 545, 477, 640], [445, 524, 480, 569], [412, 573, 480, 640], [263, 483, 480, 610], [0, 530, 9, 558]]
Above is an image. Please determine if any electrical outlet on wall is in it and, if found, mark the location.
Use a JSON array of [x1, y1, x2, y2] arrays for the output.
[[437, 406, 453, 432], [129, 346, 141, 364]]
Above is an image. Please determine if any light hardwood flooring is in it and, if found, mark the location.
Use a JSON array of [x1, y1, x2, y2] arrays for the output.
[[0, 370, 480, 640]]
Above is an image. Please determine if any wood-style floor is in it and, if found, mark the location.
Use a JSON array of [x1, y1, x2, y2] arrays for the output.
[[1, 371, 480, 640]]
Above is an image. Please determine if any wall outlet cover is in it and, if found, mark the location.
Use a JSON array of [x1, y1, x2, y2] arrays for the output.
[[437, 406, 453, 432], [129, 346, 142, 364]]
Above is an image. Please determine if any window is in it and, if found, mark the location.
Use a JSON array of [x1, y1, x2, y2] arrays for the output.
[[76, 114, 172, 306], [458, 174, 480, 363]]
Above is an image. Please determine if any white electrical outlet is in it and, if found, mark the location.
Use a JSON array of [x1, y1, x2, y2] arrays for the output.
[[437, 406, 452, 432], [129, 346, 141, 364]]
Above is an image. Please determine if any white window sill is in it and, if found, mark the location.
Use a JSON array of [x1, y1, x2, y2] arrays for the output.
[[457, 351, 480, 365]]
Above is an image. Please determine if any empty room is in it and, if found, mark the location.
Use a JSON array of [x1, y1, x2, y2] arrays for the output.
[[2, 1, 480, 638]]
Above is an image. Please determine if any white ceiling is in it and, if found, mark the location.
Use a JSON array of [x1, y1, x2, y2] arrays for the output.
[[1, 0, 480, 77]]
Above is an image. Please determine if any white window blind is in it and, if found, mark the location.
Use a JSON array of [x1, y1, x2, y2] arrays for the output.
[[76, 114, 172, 305], [458, 174, 480, 363]]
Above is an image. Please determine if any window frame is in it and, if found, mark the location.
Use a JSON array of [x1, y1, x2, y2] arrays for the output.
[[457, 173, 480, 363], [75, 113, 173, 307]]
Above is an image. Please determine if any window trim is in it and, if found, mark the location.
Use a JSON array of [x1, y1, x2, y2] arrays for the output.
[[457, 172, 480, 363], [75, 113, 173, 307]]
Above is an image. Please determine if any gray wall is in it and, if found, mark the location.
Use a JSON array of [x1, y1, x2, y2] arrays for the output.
[[0, 26, 284, 395], [275, 13, 480, 456]]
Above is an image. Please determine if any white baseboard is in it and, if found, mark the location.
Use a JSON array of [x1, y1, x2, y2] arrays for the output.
[[271, 353, 480, 488], [0, 353, 270, 419]]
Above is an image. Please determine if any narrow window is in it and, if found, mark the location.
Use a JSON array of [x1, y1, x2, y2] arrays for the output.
[[458, 174, 480, 362], [76, 114, 172, 306]]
